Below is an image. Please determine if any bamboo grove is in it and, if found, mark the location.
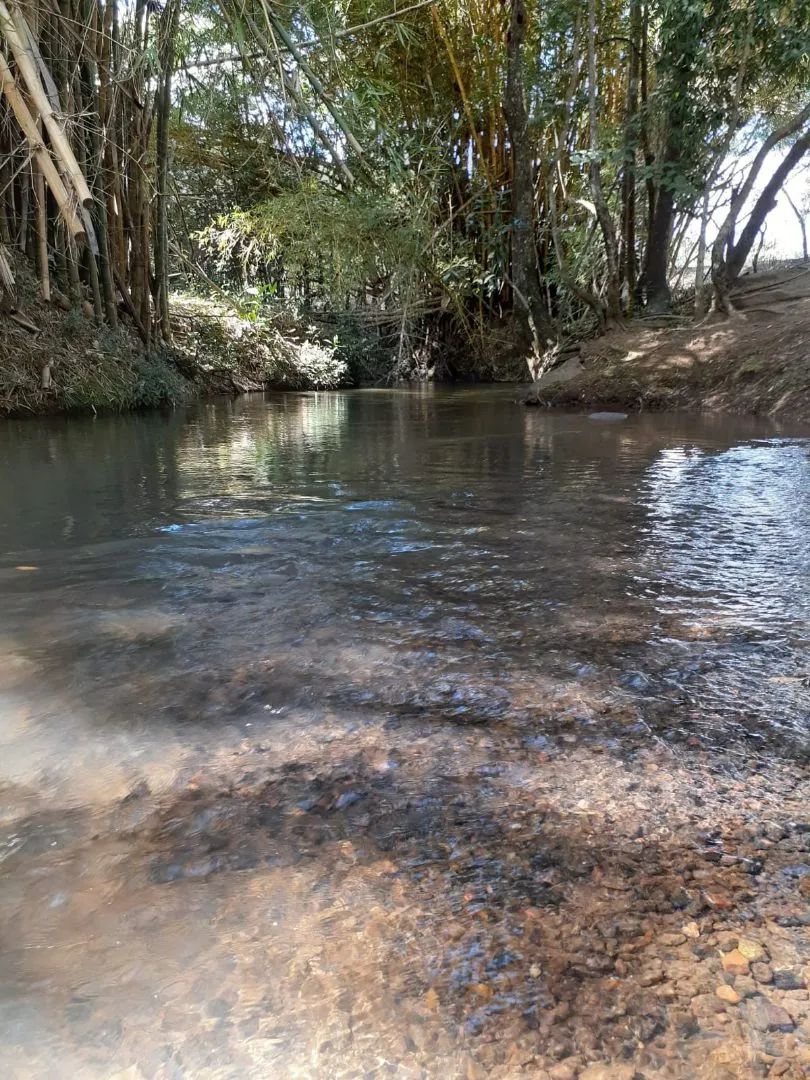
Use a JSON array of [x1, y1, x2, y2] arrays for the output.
[[2, 0, 809, 376], [0, 0, 178, 348]]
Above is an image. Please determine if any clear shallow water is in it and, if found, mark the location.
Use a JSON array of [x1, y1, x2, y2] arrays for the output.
[[2, 389, 809, 771], [2, 388, 810, 1075]]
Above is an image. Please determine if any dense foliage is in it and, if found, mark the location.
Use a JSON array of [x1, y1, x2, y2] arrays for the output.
[[170, 0, 810, 378], [1, 0, 809, 385]]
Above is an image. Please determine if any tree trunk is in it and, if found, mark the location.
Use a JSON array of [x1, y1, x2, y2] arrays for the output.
[[725, 130, 810, 282], [785, 192, 808, 261], [0, 0, 93, 208], [694, 187, 711, 317], [637, 1, 655, 305], [34, 163, 49, 300], [503, 0, 553, 362], [586, 0, 621, 323], [0, 49, 85, 241], [80, 0, 118, 327], [620, 0, 641, 311], [154, 0, 179, 344], [712, 103, 810, 310], [643, 176, 674, 313]]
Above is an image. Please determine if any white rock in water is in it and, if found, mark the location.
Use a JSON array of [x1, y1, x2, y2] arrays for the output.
[[587, 411, 629, 421]]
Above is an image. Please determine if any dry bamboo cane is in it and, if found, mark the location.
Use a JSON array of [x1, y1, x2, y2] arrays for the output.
[[0, 0, 93, 207], [28, 0, 48, 299], [0, 241, 14, 292], [0, 49, 85, 241], [9, 0, 60, 111], [34, 159, 49, 298]]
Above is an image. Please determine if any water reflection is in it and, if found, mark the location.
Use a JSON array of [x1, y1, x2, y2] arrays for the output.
[[640, 438, 810, 741], [1, 392, 810, 793]]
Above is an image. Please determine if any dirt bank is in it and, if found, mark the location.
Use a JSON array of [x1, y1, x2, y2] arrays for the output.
[[0, 251, 344, 415], [536, 267, 810, 419]]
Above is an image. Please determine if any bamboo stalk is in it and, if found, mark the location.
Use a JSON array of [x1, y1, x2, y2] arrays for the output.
[[34, 162, 49, 299], [0, 241, 14, 293], [262, 3, 365, 160], [0, 49, 85, 241], [0, 0, 93, 207], [9, 0, 60, 110]]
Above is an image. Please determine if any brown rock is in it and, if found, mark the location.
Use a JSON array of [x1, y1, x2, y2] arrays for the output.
[[716, 930, 741, 949], [548, 1062, 577, 1080], [722, 949, 751, 976], [781, 997, 810, 1022], [752, 963, 774, 984], [692, 993, 727, 1018], [716, 985, 741, 1005], [708, 1039, 756, 1072], [579, 1065, 635, 1080], [704, 887, 733, 909], [638, 960, 665, 987], [745, 996, 794, 1033], [464, 1056, 487, 1080], [658, 932, 687, 947], [734, 976, 759, 999]]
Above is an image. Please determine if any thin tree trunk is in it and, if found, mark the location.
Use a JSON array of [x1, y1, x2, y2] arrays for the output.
[[16, 164, 28, 252], [694, 188, 711, 317], [586, 0, 621, 323], [637, 0, 655, 304], [81, 0, 117, 326], [785, 191, 808, 262], [153, 0, 179, 343], [751, 225, 766, 273], [620, 0, 641, 311], [504, 0, 553, 365], [72, 65, 103, 321], [34, 162, 49, 299]]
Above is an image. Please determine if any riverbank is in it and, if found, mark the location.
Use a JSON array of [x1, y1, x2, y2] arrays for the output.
[[3, 249, 810, 418], [0, 250, 346, 415], [535, 267, 810, 419]]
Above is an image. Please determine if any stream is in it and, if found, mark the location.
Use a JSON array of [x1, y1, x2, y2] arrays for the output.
[[2, 389, 810, 1078]]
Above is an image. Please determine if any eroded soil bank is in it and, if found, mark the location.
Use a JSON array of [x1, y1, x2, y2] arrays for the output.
[[536, 267, 810, 420], [0, 251, 345, 416]]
